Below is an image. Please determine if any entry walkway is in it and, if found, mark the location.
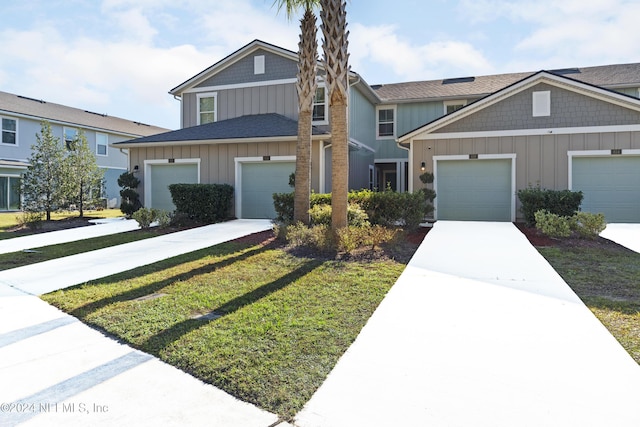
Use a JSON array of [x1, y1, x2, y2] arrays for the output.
[[0, 219, 288, 427], [600, 223, 640, 253], [295, 221, 640, 427]]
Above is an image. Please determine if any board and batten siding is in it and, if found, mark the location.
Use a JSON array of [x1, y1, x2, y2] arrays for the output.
[[182, 83, 298, 128], [412, 130, 640, 221]]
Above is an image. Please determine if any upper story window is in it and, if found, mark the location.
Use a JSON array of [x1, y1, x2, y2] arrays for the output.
[[197, 92, 217, 125], [376, 105, 396, 139], [1, 117, 17, 145], [444, 100, 467, 115], [64, 127, 78, 150], [96, 133, 108, 156], [312, 86, 327, 124], [532, 91, 551, 117], [254, 55, 265, 75]]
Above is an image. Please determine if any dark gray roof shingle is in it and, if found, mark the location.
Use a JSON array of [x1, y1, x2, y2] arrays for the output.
[[0, 91, 169, 136], [373, 63, 640, 102], [115, 113, 328, 145]]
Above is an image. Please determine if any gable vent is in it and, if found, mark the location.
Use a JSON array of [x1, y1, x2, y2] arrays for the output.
[[549, 68, 581, 75], [442, 76, 475, 85]]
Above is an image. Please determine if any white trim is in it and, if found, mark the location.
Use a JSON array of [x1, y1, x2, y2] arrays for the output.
[[96, 132, 108, 157], [234, 155, 295, 219], [0, 115, 18, 146], [348, 137, 376, 153], [374, 159, 408, 192], [376, 104, 397, 140], [143, 158, 201, 208], [196, 92, 217, 125], [320, 142, 328, 193], [411, 124, 640, 141], [443, 100, 467, 115], [114, 134, 329, 149], [183, 78, 297, 94], [432, 153, 516, 222], [567, 149, 640, 190]]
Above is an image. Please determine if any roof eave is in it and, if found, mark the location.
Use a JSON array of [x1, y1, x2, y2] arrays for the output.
[[112, 133, 330, 148]]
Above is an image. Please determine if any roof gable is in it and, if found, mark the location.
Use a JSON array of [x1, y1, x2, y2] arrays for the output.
[[399, 71, 640, 142], [170, 40, 299, 95]]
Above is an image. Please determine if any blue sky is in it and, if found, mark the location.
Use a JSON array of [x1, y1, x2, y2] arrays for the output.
[[1, 0, 639, 130]]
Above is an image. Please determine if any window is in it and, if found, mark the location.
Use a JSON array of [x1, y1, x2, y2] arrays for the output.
[[254, 55, 265, 75], [1, 117, 17, 145], [64, 127, 78, 150], [312, 86, 327, 123], [532, 91, 551, 117], [444, 100, 467, 115], [0, 176, 20, 210], [96, 133, 108, 156], [376, 106, 396, 138], [197, 93, 217, 125]]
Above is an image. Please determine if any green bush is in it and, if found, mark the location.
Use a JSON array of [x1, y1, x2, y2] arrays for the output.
[[117, 172, 141, 217], [518, 186, 583, 226], [362, 225, 397, 251], [169, 184, 233, 223], [283, 222, 333, 251], [272, 192, 294, 222], [309, 203, 370, 228], [132, 208, 155, 229], [534, 210, 572, 238], [154, 209, 172, 228], [572, 212, 606, 239], [16, 211, 44, 230]]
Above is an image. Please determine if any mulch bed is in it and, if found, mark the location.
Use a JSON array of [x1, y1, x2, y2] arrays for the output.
[[514, 222, 621, 249]]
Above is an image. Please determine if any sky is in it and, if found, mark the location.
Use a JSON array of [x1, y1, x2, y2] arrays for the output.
[[1, 0, 639, 130]]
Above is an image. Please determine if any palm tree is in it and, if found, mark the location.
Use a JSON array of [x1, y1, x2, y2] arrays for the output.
[[274, 0, 320, 225], [320, 0, 349, 231]]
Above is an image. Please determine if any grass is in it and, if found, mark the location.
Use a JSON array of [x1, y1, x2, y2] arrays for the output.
[[0, 230, 159, 271], [0, 209, 124, 232], [539, 244, 640, 364], [42, 236, 405, 419]]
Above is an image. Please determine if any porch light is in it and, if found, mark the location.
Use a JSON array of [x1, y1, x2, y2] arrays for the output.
[[420, 161, 426, 171]]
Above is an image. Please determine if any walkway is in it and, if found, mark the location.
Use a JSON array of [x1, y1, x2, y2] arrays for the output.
[[295, 221, 640, 427]]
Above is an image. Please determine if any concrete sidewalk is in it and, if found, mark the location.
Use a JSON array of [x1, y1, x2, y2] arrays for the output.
[[600, 223, 640, 253], [295, 221, 640, 427], [0, 219, 289, 427], [0, 217, 140, 255]]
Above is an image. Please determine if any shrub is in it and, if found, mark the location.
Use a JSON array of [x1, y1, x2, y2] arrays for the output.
[[117, 172, 141, 217], [284, 222, 333, 251], [154, 209, 172, 228], [16, 211, 44, 230], [272, 192, 294, 222], [362, 225, 397, 250], [572, 212, 606, 239], [336, 226, 366, 253], [169, 184, 233, 223], [518, 186, 583, 226], [534, 210, 572, 238], [132, 207, 155, 229], [309, 203, 370, 228]]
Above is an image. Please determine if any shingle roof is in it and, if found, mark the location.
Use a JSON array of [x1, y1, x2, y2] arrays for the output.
[[0, 91, 169, 136], [114, 113, 329, 145], [373, 63, 640, 102]]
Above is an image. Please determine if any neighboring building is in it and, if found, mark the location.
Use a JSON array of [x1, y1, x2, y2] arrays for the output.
[[0, 90, 169, 211], [115, 39, 640, 223]]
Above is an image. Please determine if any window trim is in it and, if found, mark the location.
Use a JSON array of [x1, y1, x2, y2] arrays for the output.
[[376, 105, 397, 140], [443, 100, 467, 115], [312, 85, 328, 125], [1, 116, 18, 146], [254, 55, 265, 75], [196, 92, 217, 125], [96, 132, 108, 157], [63, 127, 78, 150], [532, 91, 551, 117]]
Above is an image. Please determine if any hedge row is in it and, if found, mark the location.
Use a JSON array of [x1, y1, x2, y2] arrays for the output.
[[518, 187, 583, 226], [168, 183, 234, 223]]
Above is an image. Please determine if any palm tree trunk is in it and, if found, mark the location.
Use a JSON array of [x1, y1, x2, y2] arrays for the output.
[[330, 100, 348, 229]]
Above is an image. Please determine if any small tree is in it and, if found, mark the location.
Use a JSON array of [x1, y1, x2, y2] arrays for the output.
[[21, 121, 67, 221], [418, 171, 436, 218], [118, 171, 141, 217], [63, 130, 104, 218]]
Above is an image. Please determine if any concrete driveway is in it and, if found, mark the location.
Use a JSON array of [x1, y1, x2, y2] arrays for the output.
[[600, 223, 640, 253], [295, 221, 640, 427]]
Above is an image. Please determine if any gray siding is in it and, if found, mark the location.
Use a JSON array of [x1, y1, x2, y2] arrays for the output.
[[182, 83, 298, 128], [412, 130, 640, 221], [195, 49, 297, 88], [435, 83, 640, 133]]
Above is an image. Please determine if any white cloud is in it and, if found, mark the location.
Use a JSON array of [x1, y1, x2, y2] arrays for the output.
[[350, 23, 494, 83]]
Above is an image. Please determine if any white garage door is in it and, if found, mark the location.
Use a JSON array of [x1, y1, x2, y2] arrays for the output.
[[436, 158, 513, 221], [149, 163, 198, 211], [572, 156, 640, 223], [241, 161, 295, 219]]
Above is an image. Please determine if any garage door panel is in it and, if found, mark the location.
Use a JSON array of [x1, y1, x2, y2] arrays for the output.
[[437, 159, 512, 221], [150, 164, 198, 211], [241, 162, 295, 219], [572, 156, 640, 223]]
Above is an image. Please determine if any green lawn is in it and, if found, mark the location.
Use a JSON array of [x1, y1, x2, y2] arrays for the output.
[[539, 244, 640, 364], [42, 236, 405, 419], [0, 230, 159, 271], [0, 209, 124, 233]]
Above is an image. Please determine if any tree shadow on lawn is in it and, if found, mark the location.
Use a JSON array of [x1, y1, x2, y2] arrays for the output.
[[68, 240, 278, 318], [140, 257, 324, 353]]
